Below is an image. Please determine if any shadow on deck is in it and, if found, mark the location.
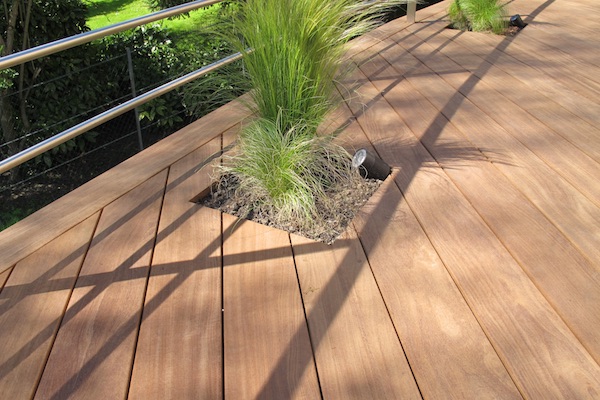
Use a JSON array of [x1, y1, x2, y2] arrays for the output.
[[1, 0, 600, 398]]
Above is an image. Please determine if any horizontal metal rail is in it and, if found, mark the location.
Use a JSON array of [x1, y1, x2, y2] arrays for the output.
[[0, 51, 245, 174], [0, 0, 222, 70]]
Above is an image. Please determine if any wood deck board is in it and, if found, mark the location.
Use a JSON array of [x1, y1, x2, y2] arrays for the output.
[[2, 1, 600, 398], [449, 33, 600, 132], [386, 30, 600, 267], [291, 229, 421, 399], [0, 266, 12, 290], [128, 139, 223, 399], [222, 214, 320, 399], [353, 177, 521, 399], [360, 49, 600, 364], [34, 172, 167, 400], [404, 22, 600, 185], [0, 214, 98, 400], [0, 98, 250, 276], [349, 66, 600, 397]]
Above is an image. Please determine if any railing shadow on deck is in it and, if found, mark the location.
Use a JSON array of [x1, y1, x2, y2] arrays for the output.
[[1, 1, 557, 397], [254, 0, 556, 397]]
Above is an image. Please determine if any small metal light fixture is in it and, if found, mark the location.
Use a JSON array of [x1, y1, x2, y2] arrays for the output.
[[352, 149, 391, 180], [510, 14, 527, 29]]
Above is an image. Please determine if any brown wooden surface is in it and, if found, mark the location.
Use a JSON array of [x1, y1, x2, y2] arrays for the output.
[[0, 98, 250, 276], [128, 138, 223, 399], [2, 1, 600, 398], [333, 100, 521, 399], [34, 172, 166, 400], [222, 214, 320, 399], [389, 31, 600, 266], [355, 177, 521, 400], [347, 65, 600, 397], [292, 229, 422, 399], [371, 26, 600, 363], [0, 266, 11, 289], [0, 214, 98, 400]]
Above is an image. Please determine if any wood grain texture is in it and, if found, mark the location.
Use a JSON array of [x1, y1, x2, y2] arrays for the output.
[[0, 214, 98, 400], [329, 100, 521, 399], [291, 229, 421, 400], [407, 21, 600, 165], [0, 267, 11, 290], [375, 35, 600, 363], [365, 46, 600, 363], [404, 22, 600, 177], [0, 97, 250, 276], [128, 139, 223, 399], [349, 64, 600, 398], [222, 214, 320, 400], [354, 177, 521, 400], [34, 171, 167, 400], [384, 31, 600, 266], [343, 0, 448, 62]]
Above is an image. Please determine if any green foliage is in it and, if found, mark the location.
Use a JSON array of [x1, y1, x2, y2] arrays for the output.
[[96, 24, 187, 134], [0, 207, 36, 231], [217, 0, 406, 223], [449, 0, 508, 34], [223, 115, 356, 223], [145, 0, 189, 11], [0, 0, 101, 169], [223, 0, 408, 137], [179, 35, 249, 118]]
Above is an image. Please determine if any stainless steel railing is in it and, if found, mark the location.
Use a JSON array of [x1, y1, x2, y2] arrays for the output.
[[0, 0, 222, 70], [0, 0, 419, 175], [0, 52, 244, 174], [0, 0, 226, 174]]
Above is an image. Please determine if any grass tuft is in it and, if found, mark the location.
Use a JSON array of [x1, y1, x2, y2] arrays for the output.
[[214, 0, 405, 229], [223, 0, 408, 136], [221, 115, 359, 224], [449, 0, 508, 34]]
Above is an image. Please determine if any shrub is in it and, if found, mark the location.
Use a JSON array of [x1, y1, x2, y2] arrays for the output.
[[449, 0, 508, 34]]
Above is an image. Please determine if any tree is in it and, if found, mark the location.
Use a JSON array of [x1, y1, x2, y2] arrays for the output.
[[0, 0, 90, 179]]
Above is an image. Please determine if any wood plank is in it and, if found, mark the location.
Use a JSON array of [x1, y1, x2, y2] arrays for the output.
[[0, 97, 251, 276], [398, 25, 600, 204], [348, 67, 600, 398], [128, 138, 223, 399], [0, 266, 11, 290], [386, 33, 600, 268], [328, 99, 521, 398], [343, 0, 448, 62], [446, 31, 600, 132], [0, 214, 98, 400], [222, 214, 320, 399], [291, 229, 422, 399], [510, 0, 600, 70], [354, 177, 521, 399], [363, 46, 600, 362], [34, 171, 167, 400]]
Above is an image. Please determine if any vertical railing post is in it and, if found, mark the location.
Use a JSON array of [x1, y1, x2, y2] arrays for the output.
[[407, 0, 417, 24], [126, 47, 144, 151]]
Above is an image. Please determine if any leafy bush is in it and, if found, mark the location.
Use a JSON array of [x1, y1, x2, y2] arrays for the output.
[[449, 0, 508, 34], [0, 0, 105, 171]]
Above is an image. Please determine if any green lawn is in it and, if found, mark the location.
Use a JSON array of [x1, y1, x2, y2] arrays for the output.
[[84, 0, 219, 35]]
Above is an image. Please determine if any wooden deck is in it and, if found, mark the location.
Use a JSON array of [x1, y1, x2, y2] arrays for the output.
[[2, 0, 600, 398]]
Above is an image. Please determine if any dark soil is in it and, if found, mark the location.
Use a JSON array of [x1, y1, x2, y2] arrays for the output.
[[199, 173, 383, 245]]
